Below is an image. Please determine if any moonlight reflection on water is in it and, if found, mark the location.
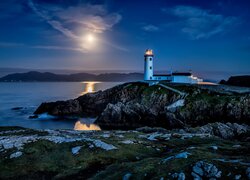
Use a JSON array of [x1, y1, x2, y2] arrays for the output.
[[81, 81, 101, 95], [74, 120, 101, 131]]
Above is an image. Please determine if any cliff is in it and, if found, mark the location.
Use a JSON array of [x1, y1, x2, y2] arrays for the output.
[[34, 82, 250, 129]]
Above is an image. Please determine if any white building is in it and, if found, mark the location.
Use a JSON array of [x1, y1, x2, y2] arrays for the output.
[[144, 49, 202, 84]]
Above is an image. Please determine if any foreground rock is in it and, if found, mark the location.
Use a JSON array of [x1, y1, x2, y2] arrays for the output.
[[34, 82, 250, 129], [0, 126, 249, 179]]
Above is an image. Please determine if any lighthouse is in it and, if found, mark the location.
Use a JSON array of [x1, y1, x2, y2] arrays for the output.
[[144, 49, 154, 81], [143, 49, 203, 83]]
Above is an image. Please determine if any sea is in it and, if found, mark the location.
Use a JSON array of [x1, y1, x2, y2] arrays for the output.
[[0, 82, 123, 130]]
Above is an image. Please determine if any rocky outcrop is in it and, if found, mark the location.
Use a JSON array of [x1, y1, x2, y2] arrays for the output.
[[220, 75, 250, 87], [191, 161, 222, 179], [185, 122, 249, 140], [34, 82, 250, 129]]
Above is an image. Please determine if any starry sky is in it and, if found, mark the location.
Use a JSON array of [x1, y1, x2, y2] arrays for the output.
[[0, 0, 250, 79]]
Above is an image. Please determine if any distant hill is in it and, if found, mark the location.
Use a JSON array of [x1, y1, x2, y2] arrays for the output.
[[220, 75, 250, 87], [0, 71, 143, 82]]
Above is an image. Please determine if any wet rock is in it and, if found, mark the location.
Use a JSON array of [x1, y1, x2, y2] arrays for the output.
[[191, 161, 222, 179]]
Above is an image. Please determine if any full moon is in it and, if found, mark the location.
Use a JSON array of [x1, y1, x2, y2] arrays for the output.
[[86, 34, 95, 43], [80, 33, 97, 50]]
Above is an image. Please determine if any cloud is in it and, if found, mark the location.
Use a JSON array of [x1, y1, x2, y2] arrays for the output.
[[142, 25, 159, 32], [28, 0, 78, 39], [27, 0, 126, 51], [165, 6, 238, 40], [0, 42, 25, 47], [30, 45, 84, 52], [55, 5, 122, 33], [0, 41, 85, 52]]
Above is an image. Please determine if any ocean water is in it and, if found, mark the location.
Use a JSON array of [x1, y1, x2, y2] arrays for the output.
[[0, 82, 123, 130]]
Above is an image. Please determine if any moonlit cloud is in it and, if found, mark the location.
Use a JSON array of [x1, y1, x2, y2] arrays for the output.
[[27, 0, 125, 52], [166, 6, 238, 40], [55, 5, 122, 33]]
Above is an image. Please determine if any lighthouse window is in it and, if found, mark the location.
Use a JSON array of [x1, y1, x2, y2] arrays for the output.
[[150, 76, 152, 80], [149, 58, 152, 61], [150, 66, 152, 69]]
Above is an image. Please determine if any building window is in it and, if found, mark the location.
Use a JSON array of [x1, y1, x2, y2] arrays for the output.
[[150, 66, 152, 69], [150, 76, 152, 80]]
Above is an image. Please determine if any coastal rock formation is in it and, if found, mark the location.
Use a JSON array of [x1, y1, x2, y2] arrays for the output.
[[34, 82, 250, 129], [220, 75, 250, 87]]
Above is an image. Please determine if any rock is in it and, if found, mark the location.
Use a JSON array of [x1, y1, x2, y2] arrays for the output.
[[188, 122, 249, 140], [34, 82, 250, 129], [209, 146, 218, 150], [232, 145, 241, 148], [147, 132, 162, 141], [162, 152, 191, 163], [192, 161, 222, 179], [246, 167, 250, 179], [171, 172, 185, 180], [10, 151, 22, 159], [166, 99, 185, 113], [29, 115, 38, 119], [175, 152, 191, 159], [121, 140, 134, 144], [71, 146, 82, 155], [91, 140, 117, 151], [11, 107, 23, 110], [123, 173, 132, 180], [235, 174, 241, 180]]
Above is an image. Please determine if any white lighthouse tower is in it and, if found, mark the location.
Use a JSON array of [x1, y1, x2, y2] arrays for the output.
[[144, 49, 154, 81]]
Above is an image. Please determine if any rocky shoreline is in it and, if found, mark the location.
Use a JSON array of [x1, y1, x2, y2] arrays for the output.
[[0, 123, 249, 179], [34, 82, 250, 129], [3, 82, 247, 179]]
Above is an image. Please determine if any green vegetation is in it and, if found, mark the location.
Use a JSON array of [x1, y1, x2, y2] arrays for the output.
[[0, 127, 249, 179]]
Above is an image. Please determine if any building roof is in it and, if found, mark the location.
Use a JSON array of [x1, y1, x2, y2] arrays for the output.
[[154, 74, 172, 76], [172, 72, 192, 76]]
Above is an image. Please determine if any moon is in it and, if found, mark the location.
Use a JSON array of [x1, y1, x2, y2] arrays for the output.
[[86, 34, 95, 43], [80, 33, 97, 50]]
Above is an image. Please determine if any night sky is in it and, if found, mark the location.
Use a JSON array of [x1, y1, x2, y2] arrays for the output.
[[0, 0, 250, 79]]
